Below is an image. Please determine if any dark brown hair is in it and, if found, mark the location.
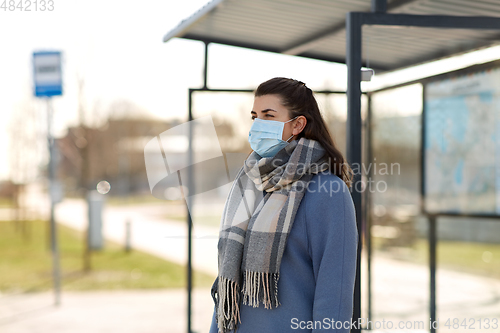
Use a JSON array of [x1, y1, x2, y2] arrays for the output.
[[255, 77, 353, 187]]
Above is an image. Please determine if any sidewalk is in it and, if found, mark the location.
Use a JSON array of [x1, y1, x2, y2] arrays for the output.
[[0, 288, 214, 333]]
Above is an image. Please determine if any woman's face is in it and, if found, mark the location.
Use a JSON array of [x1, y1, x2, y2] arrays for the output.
[[251, 94, 306, 141]]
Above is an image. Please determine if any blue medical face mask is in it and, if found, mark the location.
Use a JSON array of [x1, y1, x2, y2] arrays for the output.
[[248, 116, 298, 158]]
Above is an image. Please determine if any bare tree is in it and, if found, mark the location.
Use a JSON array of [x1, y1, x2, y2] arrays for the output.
[[8, 98, 45, 240]]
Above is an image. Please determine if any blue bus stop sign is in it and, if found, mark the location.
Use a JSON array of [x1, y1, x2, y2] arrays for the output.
[[33, 51, 63, 97]]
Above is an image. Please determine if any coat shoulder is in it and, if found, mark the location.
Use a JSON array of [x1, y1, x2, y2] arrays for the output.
[[304, 171, 350, 200]]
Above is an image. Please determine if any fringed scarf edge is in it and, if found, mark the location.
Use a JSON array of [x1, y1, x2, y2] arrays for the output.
[[214, 271, 281, 333]]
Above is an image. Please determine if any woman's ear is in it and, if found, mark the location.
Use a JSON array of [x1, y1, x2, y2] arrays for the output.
[[292, 116, 307, 136]]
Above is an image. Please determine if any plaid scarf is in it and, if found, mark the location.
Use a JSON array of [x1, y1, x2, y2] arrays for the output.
[[212, 137, 329, 333]]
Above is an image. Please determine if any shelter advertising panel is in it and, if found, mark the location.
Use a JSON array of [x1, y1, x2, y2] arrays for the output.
[[424, 66, 500, 215]]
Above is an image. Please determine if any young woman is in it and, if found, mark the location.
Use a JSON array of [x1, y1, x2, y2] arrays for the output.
[[209, 77, 358, 333]]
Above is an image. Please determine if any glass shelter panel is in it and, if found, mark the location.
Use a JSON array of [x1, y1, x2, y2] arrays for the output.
[[370, 84, 430, 329]]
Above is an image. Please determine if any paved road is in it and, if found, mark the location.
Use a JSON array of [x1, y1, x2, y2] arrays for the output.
[[54, 198, 220, 277]]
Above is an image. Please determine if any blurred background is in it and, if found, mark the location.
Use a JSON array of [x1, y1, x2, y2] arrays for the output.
[[1, 1, 500, 333]]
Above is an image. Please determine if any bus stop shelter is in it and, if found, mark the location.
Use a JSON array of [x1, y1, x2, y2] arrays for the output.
[[163, 1, 500, 332]]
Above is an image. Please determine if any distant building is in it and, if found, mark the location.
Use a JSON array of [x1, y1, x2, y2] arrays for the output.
[[56, 117, 245, 197]]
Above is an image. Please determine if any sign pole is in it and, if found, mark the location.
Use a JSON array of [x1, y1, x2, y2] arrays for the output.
[[33, 51, 63, 307], [47, 97, 61, 306]]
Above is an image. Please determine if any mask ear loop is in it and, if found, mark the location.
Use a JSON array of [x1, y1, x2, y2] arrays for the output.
[[284, 116, 299, 142]]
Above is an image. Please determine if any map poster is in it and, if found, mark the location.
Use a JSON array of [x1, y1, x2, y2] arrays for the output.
[[424, 67, 500, 215]]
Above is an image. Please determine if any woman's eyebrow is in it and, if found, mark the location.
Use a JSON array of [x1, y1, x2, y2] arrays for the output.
[[250, 108, 277, 113]]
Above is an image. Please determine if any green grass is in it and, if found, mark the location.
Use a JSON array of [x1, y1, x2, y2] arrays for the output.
[[436, 239, 500, 278], [0, 220, 215, 293], [374, 237, 500, 279], [0, 197, 13, 208]]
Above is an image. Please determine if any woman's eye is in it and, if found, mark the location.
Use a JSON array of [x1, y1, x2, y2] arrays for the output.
[[250, 114, 273, 120]]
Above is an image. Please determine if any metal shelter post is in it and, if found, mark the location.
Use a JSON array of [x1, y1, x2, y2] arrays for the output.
[[429, 214, 437, 333], [365, 93, 373, 324], [203, 41, 209, 89], [421, 81, 436, 331], [186, 88, 194, 333], [371, 0, 387, 13], [186, 41, 211, 333], [346, 11, 363, 333]]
